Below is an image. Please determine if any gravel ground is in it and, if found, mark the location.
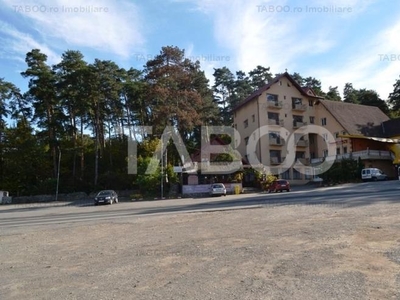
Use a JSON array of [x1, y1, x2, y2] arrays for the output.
[[1, 202, 400, 299]]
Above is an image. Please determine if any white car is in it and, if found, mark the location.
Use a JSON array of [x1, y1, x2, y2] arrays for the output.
[[210, 183, 227, 196], [361, 168, 387, 181]]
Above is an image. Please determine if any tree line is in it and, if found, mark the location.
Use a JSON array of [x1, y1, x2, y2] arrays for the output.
[[1, 45, 400, 196]]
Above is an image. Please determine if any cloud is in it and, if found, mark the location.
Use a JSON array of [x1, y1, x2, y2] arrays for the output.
[[0, 0, 144, 60], [185, 0, 398, 100], [315, 17, 400, 99], [0, 21, 60, 64]]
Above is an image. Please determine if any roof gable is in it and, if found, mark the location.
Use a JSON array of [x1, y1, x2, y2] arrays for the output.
[[233, 72, 322, 112]]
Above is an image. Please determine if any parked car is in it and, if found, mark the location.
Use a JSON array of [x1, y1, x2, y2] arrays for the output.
[[94, 190, 118, 205], [268, 179, 291, 193], [210, 183, 227, 196], [361, 168, 387, 181]]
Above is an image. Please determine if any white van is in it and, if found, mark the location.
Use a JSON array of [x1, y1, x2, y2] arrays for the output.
[[361, 168, 387, 181]]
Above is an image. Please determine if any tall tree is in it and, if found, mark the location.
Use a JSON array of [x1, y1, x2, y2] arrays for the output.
[[357, 89, 389, 115], [54, 50, 88, 183], [144, 46, 213, 140], [21, 49, 62, 178], [388, 76, 400, 116], [325, 86, 341, 101], [213, 67, 235, 125], [343, 83, 359, 103], [248, 65, 273, 89]]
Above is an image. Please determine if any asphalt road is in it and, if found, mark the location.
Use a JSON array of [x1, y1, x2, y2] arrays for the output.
[[1, 181, 399, 229]]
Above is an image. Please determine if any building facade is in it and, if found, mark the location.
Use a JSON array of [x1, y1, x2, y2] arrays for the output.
[[232, 72, 394, 183]]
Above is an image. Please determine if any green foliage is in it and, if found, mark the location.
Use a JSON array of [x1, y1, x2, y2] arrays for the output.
[[320, 158, 364, 184]]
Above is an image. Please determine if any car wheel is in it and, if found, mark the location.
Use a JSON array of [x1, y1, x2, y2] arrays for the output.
[[115, 198, 118, 203]]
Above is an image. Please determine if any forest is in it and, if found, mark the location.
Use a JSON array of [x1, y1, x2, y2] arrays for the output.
[[1, 45, 400, 196]]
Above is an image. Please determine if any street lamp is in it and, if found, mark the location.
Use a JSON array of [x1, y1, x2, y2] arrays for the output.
[[55, 146, 61, 201]]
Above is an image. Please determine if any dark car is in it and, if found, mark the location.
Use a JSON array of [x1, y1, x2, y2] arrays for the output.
[[94, 190, 118, 205], [268, 179, 291, 193]]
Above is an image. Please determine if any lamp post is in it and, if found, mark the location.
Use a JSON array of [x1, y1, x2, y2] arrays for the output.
[[161, 137, 164, 199], [55, 146, 61, 201]]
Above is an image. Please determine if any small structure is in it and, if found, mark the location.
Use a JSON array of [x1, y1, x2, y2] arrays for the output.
[[181, 137, 244, 196], [0, 191, 12, 204]]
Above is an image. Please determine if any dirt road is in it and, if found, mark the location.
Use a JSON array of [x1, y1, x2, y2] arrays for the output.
[[1, 202, 400, 299]]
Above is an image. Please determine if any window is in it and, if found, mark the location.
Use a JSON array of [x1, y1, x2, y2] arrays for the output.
[[322, 133, 328, 142], [309, 116, 315, 124], [266, 93, 278, 102], [309, 100, 314, 107], [343, 147, 347, 154], [321, 118, 327, 126], [310, 152, 315, 159], [323, 149, 328, 157], [244, 136, 249, 145], [293, 169, 302, 179], [252, 114, 255, 122], [335, 132, 339, 138], [292, 98, 302, 109], [295, 151, 306, 159], [284, 95, 286, 99], [244, 119, 248, 128], [337, 147, 340, 155], [281, 169, 291, 179], [268, 112, 279, 123]]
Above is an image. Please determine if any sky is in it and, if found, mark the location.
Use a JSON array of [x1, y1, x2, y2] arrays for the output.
[[1, 0, 400, 100]]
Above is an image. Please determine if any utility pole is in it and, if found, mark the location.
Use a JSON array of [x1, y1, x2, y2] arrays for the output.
[[55, 146, 61, 201], [161, 137, 163, 199]]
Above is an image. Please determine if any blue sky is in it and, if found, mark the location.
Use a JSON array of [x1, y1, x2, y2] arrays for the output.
[[1, 0, 400, 100]]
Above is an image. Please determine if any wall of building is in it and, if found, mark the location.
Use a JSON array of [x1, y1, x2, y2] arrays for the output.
[[313, 102, 350, 157]]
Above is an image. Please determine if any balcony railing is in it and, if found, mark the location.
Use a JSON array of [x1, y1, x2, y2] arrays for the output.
[[269, 138, 284, 146], [296, 139, 309, 147], [293, 121, 307, 128], [270, 157, 285, 165], [310, 149, 394, 164], [268, 119, 284, 126], [295, 158, 310, 165], [292, 103, 307, 111], [266, 100, 283, 109]]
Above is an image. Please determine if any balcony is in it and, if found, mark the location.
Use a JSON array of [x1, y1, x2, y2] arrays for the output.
[[270, 157, 285, 165], [296, 139, 309, 147], [310, 149, 394, 164], [269, 138, 284, 146], [292, 103, 307, 112], [295, 158, 310, 165], [266, 100, 283, 109], [268, 119, 284, 126], [293, 121, 307, 128]]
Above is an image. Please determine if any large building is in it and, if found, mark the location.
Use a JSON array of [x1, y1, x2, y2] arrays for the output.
[[232, 72, 395, 183]]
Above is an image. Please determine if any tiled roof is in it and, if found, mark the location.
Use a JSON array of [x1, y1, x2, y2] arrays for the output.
[[318, 100, 390, 136], [232, 72, 323, 112]]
